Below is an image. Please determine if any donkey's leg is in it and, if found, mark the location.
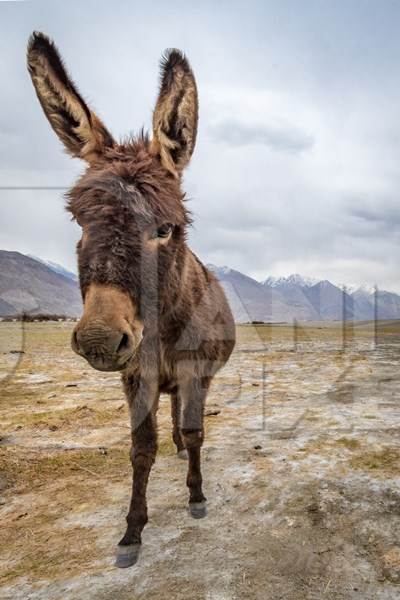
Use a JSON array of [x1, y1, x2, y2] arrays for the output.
[[182, 429, 207, 518], [116, 383, 159, 568], [171, 389, 187, 459], [179, 377, 209, 519]]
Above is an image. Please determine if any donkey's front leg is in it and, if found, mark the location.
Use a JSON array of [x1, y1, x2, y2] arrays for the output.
[[180, 378, 209, 519], [116, 384, 159, 568]]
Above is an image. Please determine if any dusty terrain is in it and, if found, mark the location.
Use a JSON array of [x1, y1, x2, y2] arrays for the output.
[[0, 320, 399, 599]]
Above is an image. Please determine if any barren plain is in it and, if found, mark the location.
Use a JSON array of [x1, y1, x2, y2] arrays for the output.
[[0, 321, 399, 599]]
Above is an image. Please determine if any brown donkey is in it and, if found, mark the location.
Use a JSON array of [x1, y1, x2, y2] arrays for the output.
[[27, 32, 235, 567]]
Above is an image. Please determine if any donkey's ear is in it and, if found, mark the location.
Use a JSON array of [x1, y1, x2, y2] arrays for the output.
[[27, 32, 114, 163], [151, 49, 198, 177]]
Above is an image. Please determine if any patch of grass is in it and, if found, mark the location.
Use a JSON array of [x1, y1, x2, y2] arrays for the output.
[[0, 382, 43, 408], [5, 404, 127, 431], [336, 437, 361, 450], [0, 446, 129, 493], [363, 414, 377, 419], [305, 414, 320, 422], [350, 448, 400, 474], [1, 520, 103, 585], [1, 434, 179, 495], [294, 436, 362, 459], [326, 419, 341, 427]]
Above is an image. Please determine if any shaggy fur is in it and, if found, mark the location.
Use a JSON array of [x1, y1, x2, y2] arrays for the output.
[[27, 32, 235, 566]]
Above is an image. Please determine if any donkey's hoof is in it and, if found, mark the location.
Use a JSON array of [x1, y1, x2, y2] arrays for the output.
[[177, 449, 188, 460], [115, 543, 141, 568], [189, 501, 207, 519]]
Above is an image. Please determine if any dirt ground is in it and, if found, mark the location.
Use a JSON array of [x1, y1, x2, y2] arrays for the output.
[[0, 320, 399, 599]]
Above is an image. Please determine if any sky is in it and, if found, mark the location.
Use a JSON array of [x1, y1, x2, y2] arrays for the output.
[[1, 0, 400, 291]]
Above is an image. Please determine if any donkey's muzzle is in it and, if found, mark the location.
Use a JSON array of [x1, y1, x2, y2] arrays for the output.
[[71, 324, 139, 371]]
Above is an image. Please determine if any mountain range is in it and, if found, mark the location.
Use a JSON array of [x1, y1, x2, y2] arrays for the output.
[[207, 264, 400, 323], [0, 250, 399, 322]]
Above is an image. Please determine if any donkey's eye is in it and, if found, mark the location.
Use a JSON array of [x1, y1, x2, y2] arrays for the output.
[[156, 223, 173, 238]]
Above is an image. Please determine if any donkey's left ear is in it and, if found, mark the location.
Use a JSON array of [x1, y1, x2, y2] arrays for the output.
[[151, 49, 198, 177]]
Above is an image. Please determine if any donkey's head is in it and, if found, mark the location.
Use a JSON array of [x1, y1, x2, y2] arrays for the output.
[[27, 32, 198, 371]]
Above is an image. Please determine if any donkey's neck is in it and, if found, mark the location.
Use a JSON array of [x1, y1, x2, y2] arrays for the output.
[[160, 245, 207, 320]]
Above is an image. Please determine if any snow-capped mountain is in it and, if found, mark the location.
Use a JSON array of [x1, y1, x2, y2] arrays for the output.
[[207, 265, 400, 322]]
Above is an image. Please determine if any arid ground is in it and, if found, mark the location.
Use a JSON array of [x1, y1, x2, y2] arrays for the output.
[[0, 321, 399, 599]]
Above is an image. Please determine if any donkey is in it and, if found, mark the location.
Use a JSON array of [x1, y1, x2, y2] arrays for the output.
[[27, 32, 235, 567]]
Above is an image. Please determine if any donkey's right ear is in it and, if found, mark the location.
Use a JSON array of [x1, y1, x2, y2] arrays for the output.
[[27, 32, 115, 163]]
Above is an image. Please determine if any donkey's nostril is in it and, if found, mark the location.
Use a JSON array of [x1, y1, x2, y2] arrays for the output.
[[116, 332, 130, 355]]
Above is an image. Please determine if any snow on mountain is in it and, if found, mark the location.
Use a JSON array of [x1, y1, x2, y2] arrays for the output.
[[263, 274, 320, 288], [27, 255, 78, 282], [346, 284, 376, 296], [206, 264, 233, 276]]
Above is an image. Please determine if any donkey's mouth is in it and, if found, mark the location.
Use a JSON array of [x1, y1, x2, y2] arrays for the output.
[[85, 353, 134, 372], [85, 338, 142, 372], [87, 361, 127, 372]]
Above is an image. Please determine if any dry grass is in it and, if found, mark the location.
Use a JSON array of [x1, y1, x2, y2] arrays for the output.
[[336, 437, 361, 450], [349, 448, 400, 474], [1, 521, 102, 585], [295, 436, 361, 459], [294, 437, 400, 477], [236, 320, 400, 345], [0, 470, 111, 586], [0, 446, 130, 493], [4, 404, 127, 431]]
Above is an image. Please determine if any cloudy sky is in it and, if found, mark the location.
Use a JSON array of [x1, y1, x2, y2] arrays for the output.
[[1, 0, 400, 290]]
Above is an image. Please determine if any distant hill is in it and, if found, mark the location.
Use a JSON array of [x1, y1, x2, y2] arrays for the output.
[[0, 251, 399, 322], [0, 251, 82, 317]]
